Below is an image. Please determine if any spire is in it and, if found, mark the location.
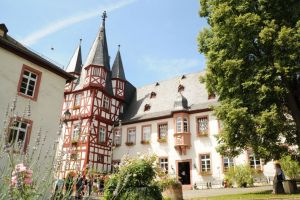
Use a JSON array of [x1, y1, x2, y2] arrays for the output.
[[112, 45, 126, 80], [66, 39, 82, 74], [84, 11, 110, 69]]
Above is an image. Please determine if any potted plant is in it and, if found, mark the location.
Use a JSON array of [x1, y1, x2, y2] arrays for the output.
[[280, 156, 300, 194], [125, 141, 134, 146], [159, 176, 183, 200], [141, 140, 150, 144], [157, 138, 167, 143]]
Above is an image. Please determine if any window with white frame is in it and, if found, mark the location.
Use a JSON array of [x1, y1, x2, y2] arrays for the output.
[[158, 123, 168, 139], [8, 120, 28, 145], [19, 69, 38, 97], [74, 94, 81, 107], [223, 157, 234, 171], [114, 129, 121, 146], [142, 126, 151, 142], [183, 117, 188, 132], [159, 158, 168, 173], [200, 154, 211, 173], [72, 124, 80, 141], [99, 126, 106, 143], [102, 96, 109, 110], [127, 128, 136, 144], [249, 154, 261, 170], [197, 116, 209, 135], [176, 117, 182, 133]]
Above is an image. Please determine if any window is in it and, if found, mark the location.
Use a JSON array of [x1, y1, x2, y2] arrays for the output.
[[176, 116, 189, 133], [176, 117, 182, 133], [8, 118, 32, 152], [18, 65, 41, 100], [74, 94, 81, 107], [150, 92, 156, 98], [183, 118, 188, 132], [142, 125, 151, 143], [113, 129, 121, 146], [72, 124, 80, 141], [118, 81, 124, 89], [223, 157, 234, 171], [99, 126, 106, 143], [197, 116, 209, 136], [159, 158, 168, 173], [127, 128, 136, 145], [92, 67, 101, 76], [208, 93, 216, 99], [200, 154, 211, 174], [178, 84, 185, 92], [119, 104, 124, 114], [158, 123, 168, 139], [144, 104, 151, 111], [249, 154, 261, 170], [102, 96, 110, 110]]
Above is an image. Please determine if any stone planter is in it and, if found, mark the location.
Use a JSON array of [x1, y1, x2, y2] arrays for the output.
[[283, 180, 297, 194], [162, 183, 183, 200]]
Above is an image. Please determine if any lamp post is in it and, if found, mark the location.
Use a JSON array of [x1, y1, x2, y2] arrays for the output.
[[63, 109, 71, 124], [111, 120, 121, 172]]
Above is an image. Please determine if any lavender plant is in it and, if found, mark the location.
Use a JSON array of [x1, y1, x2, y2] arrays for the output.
[[0, 97, 70, 200]]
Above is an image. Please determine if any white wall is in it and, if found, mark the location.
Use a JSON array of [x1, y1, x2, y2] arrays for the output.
[[0, 47, 67, 167], [113, 110, 274, 185]]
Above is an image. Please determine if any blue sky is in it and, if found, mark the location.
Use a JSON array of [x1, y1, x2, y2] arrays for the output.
[[1, 0, 208, 87]]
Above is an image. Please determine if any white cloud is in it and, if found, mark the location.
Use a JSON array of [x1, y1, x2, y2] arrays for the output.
[[140, 56, 202, 77], [20, 0, 137, 46]]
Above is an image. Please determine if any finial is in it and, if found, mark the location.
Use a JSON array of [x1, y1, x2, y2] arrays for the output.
[[118, 44, 121, 51], [79, 38, 82, 45], [102, 11, 107, 22]]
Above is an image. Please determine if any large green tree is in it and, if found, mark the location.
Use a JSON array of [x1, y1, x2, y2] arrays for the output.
[[198, 0, 300, 160]]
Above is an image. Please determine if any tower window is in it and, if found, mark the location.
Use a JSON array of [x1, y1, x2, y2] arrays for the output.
[[102, 96, 110, 110]]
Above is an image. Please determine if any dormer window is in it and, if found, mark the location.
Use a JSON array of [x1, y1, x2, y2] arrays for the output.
[[208, 93, 216, 99], [144, 104, 151, 111], [155, 82, 160, 86], [150, 92, 156, 98], [178, 84, 185, 92], [181, 75, 186, 79]]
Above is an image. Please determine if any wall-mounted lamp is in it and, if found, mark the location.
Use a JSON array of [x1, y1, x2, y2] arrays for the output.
[[193, 163, 197, 169], [63, 109, 71, 124]]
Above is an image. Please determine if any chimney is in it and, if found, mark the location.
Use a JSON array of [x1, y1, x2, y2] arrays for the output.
[[0, 24, 8, 37]]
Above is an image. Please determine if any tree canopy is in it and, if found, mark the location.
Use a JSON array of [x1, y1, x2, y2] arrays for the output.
[[198, 0, 300, 160]]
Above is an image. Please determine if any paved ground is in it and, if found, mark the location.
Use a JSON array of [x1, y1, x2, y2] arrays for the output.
[[183, 185, 273, 199], [80, 185, 273, 199]]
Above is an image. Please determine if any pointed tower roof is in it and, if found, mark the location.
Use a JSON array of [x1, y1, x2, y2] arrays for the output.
[[66, 39, 82, 74], [84, 11, 110, 70], [112, 45, 126, 80]]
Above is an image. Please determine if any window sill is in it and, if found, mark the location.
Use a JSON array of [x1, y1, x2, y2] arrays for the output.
[[18, 92, 37, 101], [200, 172, 212, 176], [157, 138, 167, 143], [72, 106, 80, 110], [197, 133, 209, 137], [141, 140, 150, 144], [125, 142, 135, 146]]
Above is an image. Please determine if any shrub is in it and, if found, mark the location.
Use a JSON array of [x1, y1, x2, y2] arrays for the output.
[[103, 154, 162, 200], [280, 155, 300, 180], [225, 165, 255, 187]]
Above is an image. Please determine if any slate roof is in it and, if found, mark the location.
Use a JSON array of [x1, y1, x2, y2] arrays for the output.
[[84, 19, 110, 70], [66, 41, 82, 74], [112, 48, 126, 80], [121, 71, 218, 124], [0, 30, 73, 80]]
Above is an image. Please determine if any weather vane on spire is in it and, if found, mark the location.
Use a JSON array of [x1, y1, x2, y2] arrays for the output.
[[102, 11, 107, 21]]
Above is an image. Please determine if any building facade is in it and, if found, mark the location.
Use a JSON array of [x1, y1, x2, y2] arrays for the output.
[[0, 24, 73, 160], [59, 13, 274, 187]]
